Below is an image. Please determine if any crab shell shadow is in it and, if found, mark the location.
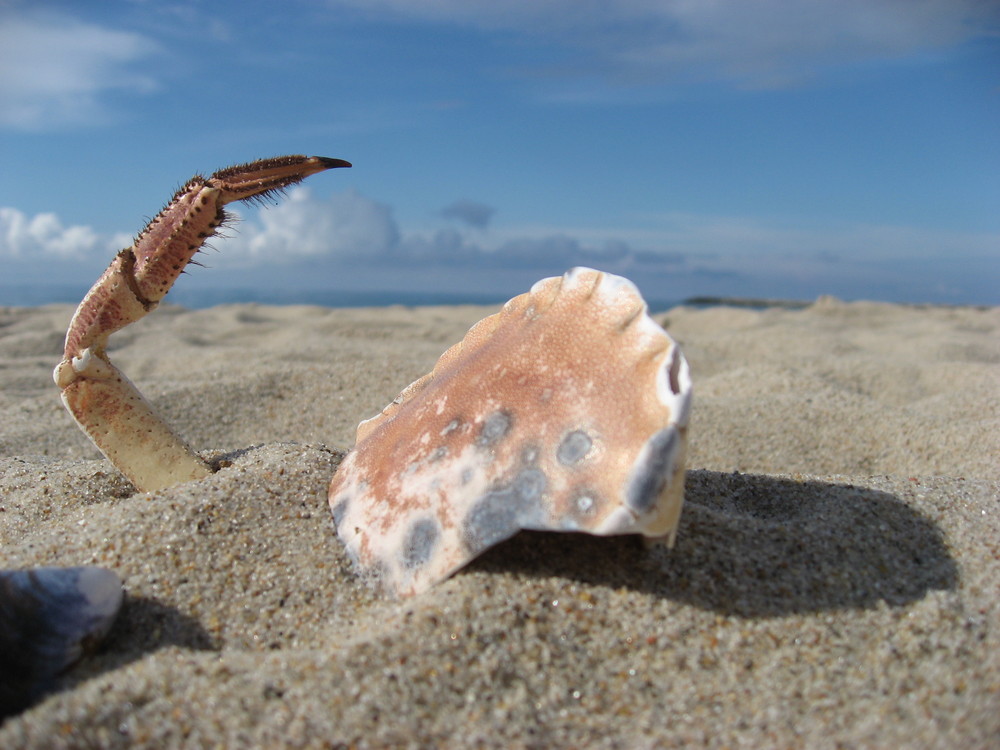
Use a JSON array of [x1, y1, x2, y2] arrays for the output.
[[466, 469, 958, 616]]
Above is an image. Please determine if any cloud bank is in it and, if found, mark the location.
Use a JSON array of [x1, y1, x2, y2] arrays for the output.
[[5, 187, 995, 305], [220, 188, 686, 275]]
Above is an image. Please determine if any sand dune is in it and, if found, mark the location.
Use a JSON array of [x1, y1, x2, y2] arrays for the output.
[[1, 298, 997, 748]]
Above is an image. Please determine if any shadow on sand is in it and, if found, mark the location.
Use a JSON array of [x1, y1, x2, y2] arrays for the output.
[[470, 470, 958, 617], [6, 595, 217, 723]]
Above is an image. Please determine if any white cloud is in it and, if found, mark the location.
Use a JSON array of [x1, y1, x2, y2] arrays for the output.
[[329, 0, 998, 89], [0, 206, 112, 259], [0, 9, 158, 130], [219, 187, 1000, 275], [179, 187, 684, 273], [220, 187, 400, 265]]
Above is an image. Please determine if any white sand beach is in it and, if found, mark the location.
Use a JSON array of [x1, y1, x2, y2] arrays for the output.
[[0, 297, 997, 748]]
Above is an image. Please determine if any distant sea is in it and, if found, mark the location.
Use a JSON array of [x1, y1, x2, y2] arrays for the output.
[[0, 284, 690, 312]]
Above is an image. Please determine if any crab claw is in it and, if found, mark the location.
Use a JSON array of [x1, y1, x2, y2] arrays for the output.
[[54, 155, 350, 492]]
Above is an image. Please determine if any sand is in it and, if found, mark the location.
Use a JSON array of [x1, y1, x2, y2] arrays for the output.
[[0, 297, 997, 748]]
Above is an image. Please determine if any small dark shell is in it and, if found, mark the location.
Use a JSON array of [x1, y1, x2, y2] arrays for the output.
[[0, 566, 123, 718]]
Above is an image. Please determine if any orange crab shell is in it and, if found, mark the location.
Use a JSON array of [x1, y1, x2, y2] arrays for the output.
[[329, 267, 692, 597]]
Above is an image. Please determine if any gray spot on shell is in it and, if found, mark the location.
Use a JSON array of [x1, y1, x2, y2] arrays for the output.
[[513, 468, 546, 503], [476, 411, 512, 447], [401, 518, 440, 570], [331, 496, 350, 530], [463, 467, 547, 554], [440, 418, 462, 437], [430, 446, 449, 462], [626, 427, 679, 515], [557, 430, 593, 466]]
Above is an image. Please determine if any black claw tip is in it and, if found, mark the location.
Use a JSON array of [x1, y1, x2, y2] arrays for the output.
[[316, 157, 352, 169]]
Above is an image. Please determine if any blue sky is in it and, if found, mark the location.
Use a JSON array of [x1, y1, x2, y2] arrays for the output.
[[1, 0, 998, 307]]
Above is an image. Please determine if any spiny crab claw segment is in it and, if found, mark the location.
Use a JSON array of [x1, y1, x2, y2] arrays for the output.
[[55, 155, 349, 492], [62, 156, 351, 360], [209, 155, 352, 204]]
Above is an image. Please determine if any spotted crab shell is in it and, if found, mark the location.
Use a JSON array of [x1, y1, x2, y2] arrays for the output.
[[329, 267, 692, 596]]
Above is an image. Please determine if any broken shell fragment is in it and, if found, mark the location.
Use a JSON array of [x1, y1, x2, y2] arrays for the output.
[[329, 267, 692, 597], [0, 566, 123, 717]]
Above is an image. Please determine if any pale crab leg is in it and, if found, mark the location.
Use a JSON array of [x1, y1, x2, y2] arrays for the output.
[[53, 155, 350, 492]]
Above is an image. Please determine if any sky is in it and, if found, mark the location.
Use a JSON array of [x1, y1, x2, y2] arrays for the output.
[[1, 0, 998, 308]]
